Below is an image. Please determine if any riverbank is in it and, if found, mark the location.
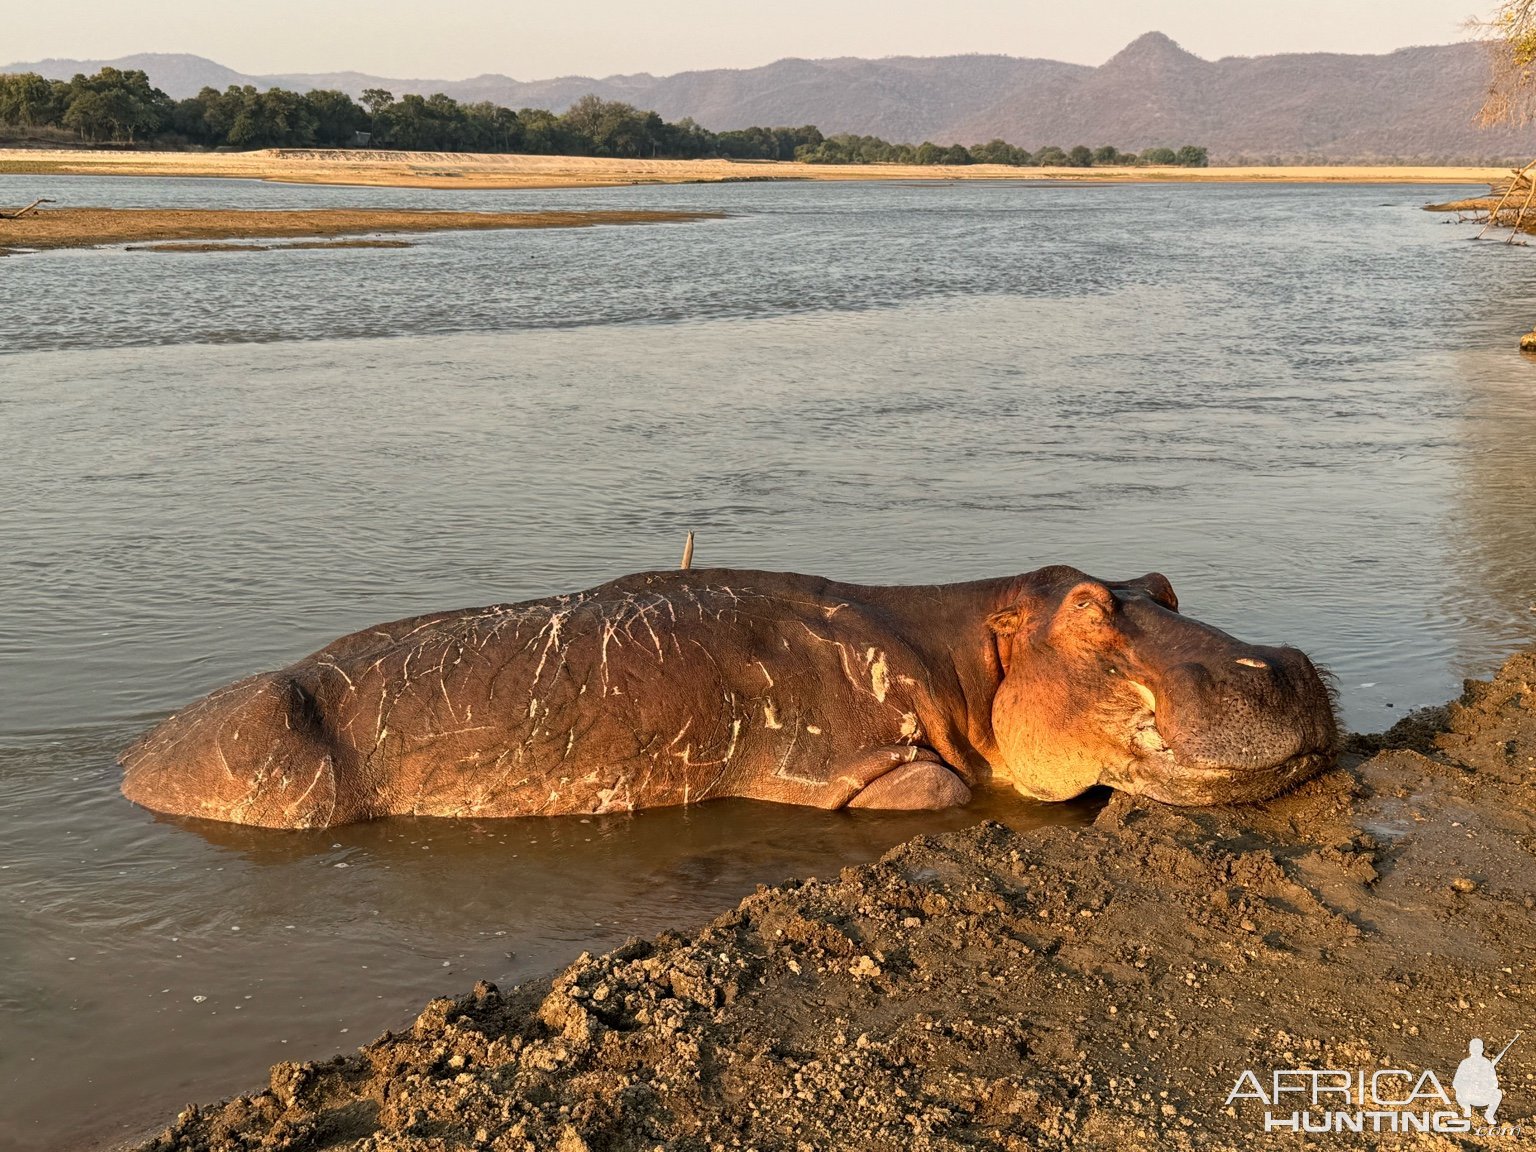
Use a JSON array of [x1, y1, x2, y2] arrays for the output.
[[0, 147, 1512, 190], [131, 645, 1536, 1151], [0, 206, 722, 253], [1424, 184, 1536, 237]]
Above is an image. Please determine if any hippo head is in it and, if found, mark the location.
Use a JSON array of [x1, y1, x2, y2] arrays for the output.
[[986, 566, 1338, 805]]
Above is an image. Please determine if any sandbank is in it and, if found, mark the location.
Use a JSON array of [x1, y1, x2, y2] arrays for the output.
[[0, 205, 722, 254], [0, 147, 1511, 190]]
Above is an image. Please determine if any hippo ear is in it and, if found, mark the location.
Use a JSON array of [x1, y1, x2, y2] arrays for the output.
[[1133, 572, 1179, 612], [985, 604, 1030, 636]]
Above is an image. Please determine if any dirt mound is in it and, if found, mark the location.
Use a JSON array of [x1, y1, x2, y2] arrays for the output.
[[132, 649, 1536, 1151]]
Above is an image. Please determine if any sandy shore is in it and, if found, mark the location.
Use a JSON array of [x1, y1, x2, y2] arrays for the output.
[[0, 147, 1512, 190], [0, 206, 722, 253], [131, 646, 1536, 1151]]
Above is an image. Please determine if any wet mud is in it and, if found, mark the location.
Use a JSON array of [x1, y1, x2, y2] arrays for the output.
[[129, 646, 1536, 1151]]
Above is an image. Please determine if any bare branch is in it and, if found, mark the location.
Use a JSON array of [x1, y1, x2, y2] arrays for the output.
[[1470, 1, 1536, 127]]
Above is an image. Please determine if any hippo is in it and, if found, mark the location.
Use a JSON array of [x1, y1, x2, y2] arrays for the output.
[[120, 565, 1339, 828]]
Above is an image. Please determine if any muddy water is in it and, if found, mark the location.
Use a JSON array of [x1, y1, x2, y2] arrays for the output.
[[2, 177, 1535, 1149]]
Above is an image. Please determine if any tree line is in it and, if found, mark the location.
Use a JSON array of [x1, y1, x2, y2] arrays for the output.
[[799, 137, 1207, 167], [0, 67, 1208, 167]]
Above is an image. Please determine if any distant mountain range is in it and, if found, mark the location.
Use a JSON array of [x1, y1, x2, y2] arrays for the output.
[[5, 34, 1531, 162]]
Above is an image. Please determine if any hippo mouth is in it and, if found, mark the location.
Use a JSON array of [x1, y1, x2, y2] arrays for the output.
[[1112, 708, 1336, 806]]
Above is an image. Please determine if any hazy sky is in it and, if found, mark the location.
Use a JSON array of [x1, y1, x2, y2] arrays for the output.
[[10, 1, 1482, 78]]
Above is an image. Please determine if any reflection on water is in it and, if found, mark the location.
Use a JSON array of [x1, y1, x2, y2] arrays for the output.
[[1446, 350, 1536, 675], [1, 178, 1535, 1150]]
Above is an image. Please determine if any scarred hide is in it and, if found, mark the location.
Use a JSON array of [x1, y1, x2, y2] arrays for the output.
[[120, 566, 1338, 828]]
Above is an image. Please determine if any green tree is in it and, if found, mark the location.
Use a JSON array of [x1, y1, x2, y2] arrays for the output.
[[518, 107, 570, 153], [780, 126, 821, 158], [679, 118, 722, 157], [1067, 144, 1093, 167], [461, 101, 522, 151], [195, 86, 245, 142], [969, 138, 1023, 164], [1174, 144, 1209, 167], [1141, 146, 1178, 165], [1092, 145, 1122, 165], [58, 68, 171, 143], [0, 72, 57, 127], [169, 95, 213, 143], [1034, 145, 1068, 166], [304, 89, 367, 146], [60, 91, 107, 141], [222, 89, 267, 147], [714, 125, 768, 158], [359, 87, 393, 137], [717, 124, 824, 160], [560, 94, 657, 156], [716, 125, 770, 158], [213, 86, 316, 147], [383, 93, 447, 149]]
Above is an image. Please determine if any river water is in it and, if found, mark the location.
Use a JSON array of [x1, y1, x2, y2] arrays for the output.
[[2, 175, 1534, 1149]]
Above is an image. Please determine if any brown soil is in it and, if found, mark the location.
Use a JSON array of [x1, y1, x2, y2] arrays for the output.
[[129, 648, 1536, 1152], [0, 207, 722, 254]]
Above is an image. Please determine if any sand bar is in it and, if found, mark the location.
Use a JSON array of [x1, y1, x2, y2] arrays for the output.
[[0, 206, 723, 253], [0, 147, 1513, 189]]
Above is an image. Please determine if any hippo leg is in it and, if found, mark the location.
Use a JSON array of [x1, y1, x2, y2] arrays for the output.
[[847, 760, 972, 810], [828, 745, 972, 810], [122, 673, 364, 829]]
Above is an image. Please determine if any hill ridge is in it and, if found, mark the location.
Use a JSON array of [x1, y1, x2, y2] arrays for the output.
[[2, 39, 1524, 161]]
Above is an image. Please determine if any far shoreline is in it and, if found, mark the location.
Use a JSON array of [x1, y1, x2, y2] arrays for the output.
[[0, 146, 1512, 190]]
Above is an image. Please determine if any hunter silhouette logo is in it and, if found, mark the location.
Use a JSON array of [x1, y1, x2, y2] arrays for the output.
[[1454, 1033, 1520, 1125], [1226, 1032, 1525, 1135]]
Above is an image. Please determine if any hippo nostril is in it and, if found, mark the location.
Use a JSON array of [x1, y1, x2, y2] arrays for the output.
[[1235, 657, 1268, 669]]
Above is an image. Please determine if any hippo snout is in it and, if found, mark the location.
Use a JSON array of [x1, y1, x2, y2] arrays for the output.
[[1157, 646, 1337, 768], [1135, 646, 1338, 804]]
